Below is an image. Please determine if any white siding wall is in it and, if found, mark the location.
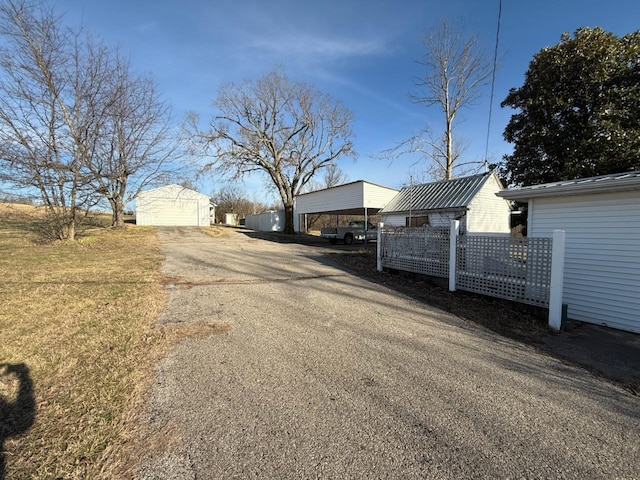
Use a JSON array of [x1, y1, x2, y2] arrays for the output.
[[224, 213, 238, 226], [529, 191, 640, 333], [136, 185, 210, 226], [362, 183, 401, 209], [381, 211, 462, 229], [295, 182, 363, 214], [429, 212, 458, 227], [380, 213, 406, 227], [467, 175, 511, 233], [295, 181, 398, 215]]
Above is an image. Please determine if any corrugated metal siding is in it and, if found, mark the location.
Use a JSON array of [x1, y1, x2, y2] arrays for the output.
[[529, 191, 640, 333], [381, 173, 490, 213], [467, 174, 511, 233]]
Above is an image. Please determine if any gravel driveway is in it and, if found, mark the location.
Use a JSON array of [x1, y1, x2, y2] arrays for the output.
[[139, 227, 640, 479]]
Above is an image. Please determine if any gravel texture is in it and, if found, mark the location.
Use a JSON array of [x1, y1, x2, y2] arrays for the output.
[[139, 227, 640, 479]]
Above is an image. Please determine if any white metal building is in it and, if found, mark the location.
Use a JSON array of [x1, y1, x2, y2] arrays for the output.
[[244, 210, 285, 232], [381, 172, 511, 233], [497, 171, 640, 334], [136, 184, 212, 227], [294, 180, 399, 232]]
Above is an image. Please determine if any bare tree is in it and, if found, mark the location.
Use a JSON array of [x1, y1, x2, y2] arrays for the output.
[[90, 53, 179, 228], [383, 20, 492, 180], [190, 70, 355, 234], [0, 0, 179, 238], [0, 0, 101, 240], [211, 184, 272, 224]]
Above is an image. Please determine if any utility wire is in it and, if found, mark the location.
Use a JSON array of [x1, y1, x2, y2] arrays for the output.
[[484, 0, 502, 170]]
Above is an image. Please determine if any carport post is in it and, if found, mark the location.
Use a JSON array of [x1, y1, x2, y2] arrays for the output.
[[377, 222, 383, 272], [364, 207, 369, 245], [548, 230, 566, 332], [449, 220, 459, 291]]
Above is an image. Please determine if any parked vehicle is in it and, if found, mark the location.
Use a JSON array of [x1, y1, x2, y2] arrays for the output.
[[320, 221, 377, 245]]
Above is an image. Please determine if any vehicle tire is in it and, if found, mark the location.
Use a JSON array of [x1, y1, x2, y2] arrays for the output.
[[344, 233, 353, 245]]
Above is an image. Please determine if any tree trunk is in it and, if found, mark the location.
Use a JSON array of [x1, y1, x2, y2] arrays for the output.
[[284, 202, 295, 234], [110, 197, 126, 228], [445, 118, 453, 180], [67, 220, 75, 242]]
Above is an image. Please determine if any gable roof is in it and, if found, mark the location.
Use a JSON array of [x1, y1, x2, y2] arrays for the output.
[[137, 184, 210, 201], [381, 172, 498, 213], [496, 170, 640, 200]]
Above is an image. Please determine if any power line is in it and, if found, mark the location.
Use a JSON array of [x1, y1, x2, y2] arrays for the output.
[[484, 0, 502, 170]]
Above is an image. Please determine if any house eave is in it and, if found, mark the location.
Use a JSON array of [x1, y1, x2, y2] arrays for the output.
[[497, 176, 640, 200]]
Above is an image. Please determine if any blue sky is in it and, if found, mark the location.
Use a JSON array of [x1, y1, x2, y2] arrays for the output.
[[57, 0, 640, 198]]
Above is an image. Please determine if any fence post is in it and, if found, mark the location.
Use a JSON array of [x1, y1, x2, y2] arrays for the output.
[[548, 230, 566, 331], [449, 220, 459, 291], [377, 222, 383, 272]]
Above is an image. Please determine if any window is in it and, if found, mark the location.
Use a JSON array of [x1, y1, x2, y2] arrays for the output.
[[406, 215, 429, 227]]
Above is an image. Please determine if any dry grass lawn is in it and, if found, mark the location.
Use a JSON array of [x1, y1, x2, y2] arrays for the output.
[[0, 204, 220, 479], [200, 225, 229, 238]]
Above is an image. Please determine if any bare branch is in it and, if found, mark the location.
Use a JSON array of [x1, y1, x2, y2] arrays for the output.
[[382, 19, 492, 181], [188, 70, 355, 233]]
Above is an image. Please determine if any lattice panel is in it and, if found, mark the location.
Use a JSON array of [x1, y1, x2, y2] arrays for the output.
[[455, 236, 552, 307], [380, 227, 449, 278]]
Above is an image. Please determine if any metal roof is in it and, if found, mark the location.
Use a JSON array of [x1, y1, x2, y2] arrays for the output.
[[381, 172, 496, 213], [497, 170, 640, 200]]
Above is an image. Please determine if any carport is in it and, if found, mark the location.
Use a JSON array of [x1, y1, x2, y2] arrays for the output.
[[294, 180, 399, 232]]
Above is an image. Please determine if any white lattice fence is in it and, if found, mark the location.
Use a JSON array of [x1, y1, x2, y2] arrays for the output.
[[455, 236, 553, 307], [380, 226, 449, 278]]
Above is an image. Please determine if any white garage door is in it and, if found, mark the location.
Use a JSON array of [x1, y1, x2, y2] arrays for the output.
[[149, 199, 200, 226]]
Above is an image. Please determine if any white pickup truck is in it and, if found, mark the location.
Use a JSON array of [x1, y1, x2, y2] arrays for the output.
[[320, 221, 377, 245]]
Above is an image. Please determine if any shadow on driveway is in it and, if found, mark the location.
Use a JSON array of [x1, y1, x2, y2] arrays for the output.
[[236, 227, 640, 395]]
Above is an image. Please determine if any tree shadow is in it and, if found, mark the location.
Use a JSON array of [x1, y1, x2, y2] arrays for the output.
[[239, 229, 327, 245], [0, 363, 35, 480], [239, 229, 377, 250]]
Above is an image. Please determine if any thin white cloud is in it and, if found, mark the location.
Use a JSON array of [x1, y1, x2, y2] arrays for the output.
[[311, 68, 420, 118], [135, 22, 158, 34], [247, 34, 387, 60]]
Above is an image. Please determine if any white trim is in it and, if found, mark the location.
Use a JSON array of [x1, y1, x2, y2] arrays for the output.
[[497, 171, 640, 200]]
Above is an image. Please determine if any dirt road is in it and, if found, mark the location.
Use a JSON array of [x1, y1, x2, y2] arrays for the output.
[[139, 227, 640, 479]]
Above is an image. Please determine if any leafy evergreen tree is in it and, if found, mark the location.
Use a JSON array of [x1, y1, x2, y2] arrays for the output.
[[501, 27, 640, 186]]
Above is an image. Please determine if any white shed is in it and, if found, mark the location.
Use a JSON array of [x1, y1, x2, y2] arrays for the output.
[[136, 184, 211, 227], [497, 171, 640, 334], [381, 172, 511, 233]]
